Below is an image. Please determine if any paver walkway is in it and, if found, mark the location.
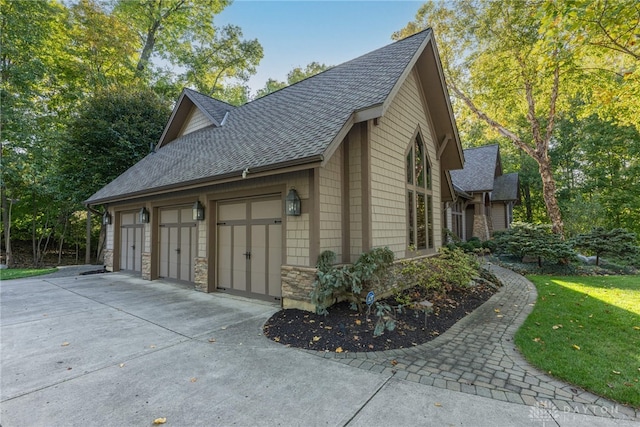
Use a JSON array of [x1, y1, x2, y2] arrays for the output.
[[305, 263, 639, 422]]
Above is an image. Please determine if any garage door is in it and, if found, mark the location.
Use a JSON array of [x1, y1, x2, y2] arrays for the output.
[[159, 206, 197, 283], [217, 197, 282, 301], [120, 211, 144, 273]]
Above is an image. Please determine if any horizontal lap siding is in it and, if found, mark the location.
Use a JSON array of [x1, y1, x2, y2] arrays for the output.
[[370, 71, 441, 258], [179, 107, 212, 136], [319, 147, 342, 260]]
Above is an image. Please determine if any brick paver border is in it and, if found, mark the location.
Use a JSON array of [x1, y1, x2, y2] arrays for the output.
[[303, 263, 639, 421]]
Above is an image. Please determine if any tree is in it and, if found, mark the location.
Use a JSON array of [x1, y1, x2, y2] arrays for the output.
[[543, 1, 640, 131], [494, 222, 575, 267], [255, 62, 330, 98], [394, 0, 584, 236], [572, 228, 639, 266]]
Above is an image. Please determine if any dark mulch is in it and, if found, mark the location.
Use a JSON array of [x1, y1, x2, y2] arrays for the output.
[[263, 283, 498, 353]]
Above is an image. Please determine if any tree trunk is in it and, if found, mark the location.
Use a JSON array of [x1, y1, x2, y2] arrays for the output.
[[58, 215, 68, 265], [96, 224, 106, 264], [521, 182, 533, 222], [135, 20, 160, 75], [536, 154, 564, 236]]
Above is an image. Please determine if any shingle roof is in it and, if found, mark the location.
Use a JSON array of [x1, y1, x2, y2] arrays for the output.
[[450, 144, 499, 192], [87, 30, 433, 204], [492, 173, 519, 201]]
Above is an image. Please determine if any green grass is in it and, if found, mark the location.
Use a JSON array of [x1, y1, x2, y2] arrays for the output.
[[0, 268, 57, 280], [515, 275, 640, 408]]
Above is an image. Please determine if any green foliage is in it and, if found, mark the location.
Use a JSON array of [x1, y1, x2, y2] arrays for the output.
[[0, 268, 57, 280], [372, 302, 401, 337], [572, 228, 640, 266], [310, 247, 394, 316], [57, 88, 171, 207], [398, 247, 479, 300], [494, 222, 576, 267]]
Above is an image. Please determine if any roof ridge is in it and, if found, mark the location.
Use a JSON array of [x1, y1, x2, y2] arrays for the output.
[[246, 28, 433, 105], [184, 87, 236, 109]]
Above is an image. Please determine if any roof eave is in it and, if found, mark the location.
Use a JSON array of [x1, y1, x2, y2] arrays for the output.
[[85, 155, 324, 207]]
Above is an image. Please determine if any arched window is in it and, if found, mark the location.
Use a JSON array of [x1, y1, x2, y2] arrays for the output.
[[406, 133, 433, 250]]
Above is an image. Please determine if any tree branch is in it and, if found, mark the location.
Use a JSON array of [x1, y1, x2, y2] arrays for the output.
[[544, 60, 560, 154], [447, 81, 536, 159]]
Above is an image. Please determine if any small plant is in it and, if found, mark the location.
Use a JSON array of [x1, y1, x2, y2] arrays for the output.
[[310, 247, 394, 315], [372, 302, 402, 337]]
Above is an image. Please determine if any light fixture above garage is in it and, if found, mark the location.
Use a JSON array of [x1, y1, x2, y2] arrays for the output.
[[286, 188, 301, 216], [192, 200, 205, 221], [139, 207, 150, 224], [102, 210, 112, 225]]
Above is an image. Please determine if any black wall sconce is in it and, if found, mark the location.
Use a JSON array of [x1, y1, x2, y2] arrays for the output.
[[192, 200, 205, 221], [286, 188, 301, 216], [102, 211, 112, 225], [139, 207, 150, 224]]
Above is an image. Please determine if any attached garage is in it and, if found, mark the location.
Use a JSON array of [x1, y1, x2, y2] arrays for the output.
[[216, 196, 283, 301]]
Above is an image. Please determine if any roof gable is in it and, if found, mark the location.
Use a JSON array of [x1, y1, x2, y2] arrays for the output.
[[492, 172, 520, 202], [450, 144, 501, 193], [157, 88, 235, 148]]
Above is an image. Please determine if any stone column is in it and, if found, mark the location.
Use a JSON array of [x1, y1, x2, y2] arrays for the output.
[[281, 265, 317, 312], [141, 252, 151, 280], [103, 249, 114, 272], [194, 257, 208, 292]]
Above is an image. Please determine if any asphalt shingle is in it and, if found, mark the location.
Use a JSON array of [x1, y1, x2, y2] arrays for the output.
[[86, 30, 432, 204]]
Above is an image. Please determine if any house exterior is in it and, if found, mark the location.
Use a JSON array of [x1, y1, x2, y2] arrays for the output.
[[86, 29, 465, 311], [446, 144, 520, 241]]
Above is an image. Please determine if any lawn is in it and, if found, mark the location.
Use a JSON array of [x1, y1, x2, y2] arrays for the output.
[[0, 268, 57, 280], [515, 275, 640, 408]]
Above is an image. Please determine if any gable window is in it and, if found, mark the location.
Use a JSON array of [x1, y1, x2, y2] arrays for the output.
[[407, 133, 433, 250]]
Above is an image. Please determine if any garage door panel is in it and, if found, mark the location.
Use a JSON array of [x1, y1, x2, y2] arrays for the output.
[[232, 226, 247, 291], [250, 225, 266, 295], [159, 226, 169, 278], [251, 199, 281, 220], [218, 226, 232, 287], [168, 226, 179, 280], [219, 203, 246, 221], [134, 227, 142, 271]]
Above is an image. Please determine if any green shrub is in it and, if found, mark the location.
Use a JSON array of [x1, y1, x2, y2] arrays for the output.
[[310, 247, 394, 315], [494, 222, 575, 267], [398, 247, 480, 301], [571, 227, 640, 266]]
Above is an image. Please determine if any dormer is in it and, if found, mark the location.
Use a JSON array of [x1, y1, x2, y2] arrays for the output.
[[156, 88, 235, 149]]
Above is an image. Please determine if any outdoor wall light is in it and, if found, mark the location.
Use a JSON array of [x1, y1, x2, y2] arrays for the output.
[[139, 207, 150, 224], [192, 200, 205, 221], [286, 188, 301, 216], [102, 211, 112, 225]]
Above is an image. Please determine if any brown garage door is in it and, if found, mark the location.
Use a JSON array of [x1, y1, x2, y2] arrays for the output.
[[120, 211, 144, 273], [217, 196, 282, 301], [159, 206, 197, 283]]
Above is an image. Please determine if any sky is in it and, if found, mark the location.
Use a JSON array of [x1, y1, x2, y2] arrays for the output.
[[216, 1, 423, 95]]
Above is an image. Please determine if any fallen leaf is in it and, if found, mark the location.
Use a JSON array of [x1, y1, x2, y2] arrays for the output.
[[61, 342, 70, 347], [494, 308, 501, 313], [633, 326, 640, 330], [607, 383, 615, 389], [208, 338, 216, 343], [533, 337, 541, 342], [308, 320, 315, 323], [190, 377, 197, 383], [220, 326, 227, 330], [335, 347, 343, 353], [153, 418, 167, 425], [612, 370, 621, 375], [572, 344, 581, 350], [552, 324, 563, 330], [355, 319, 362, 326], [119, 363, 125, 368], [324, 326, 333, 330], [496, 314, 504, 318], [312, 336, 321, 342], [149, 345, 156, 349], [368, 344, 374, 349], [274, 336, 280, 342], [589, 314, 593, 318], [391, 360, 398, 366], [434, 402, 442, 407], [624, 382, 635, 387]]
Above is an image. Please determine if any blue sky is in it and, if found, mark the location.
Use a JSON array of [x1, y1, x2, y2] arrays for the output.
[[216, 1, 423, 95]]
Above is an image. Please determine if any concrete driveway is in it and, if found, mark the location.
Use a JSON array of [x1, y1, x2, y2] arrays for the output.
[[1, 271, 637, 426]]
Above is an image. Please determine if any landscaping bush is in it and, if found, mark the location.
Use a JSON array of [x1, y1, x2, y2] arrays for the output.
[[571, 227, 640, 267], [494, 222, 575, 267], [310, 247, 394, 315], [398, 247, 479, 301]]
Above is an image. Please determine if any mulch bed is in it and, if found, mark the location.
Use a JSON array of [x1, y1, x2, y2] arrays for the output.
[[263, 283, 498, 353]]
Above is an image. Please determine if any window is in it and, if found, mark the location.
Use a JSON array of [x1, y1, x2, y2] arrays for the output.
[[406, 133, 433, 250]]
